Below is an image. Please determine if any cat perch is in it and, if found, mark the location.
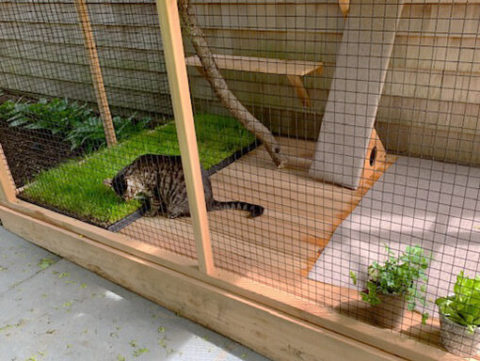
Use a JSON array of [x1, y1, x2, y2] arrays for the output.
[[186, 54, 323, 107], [309, 0, 403, 190]]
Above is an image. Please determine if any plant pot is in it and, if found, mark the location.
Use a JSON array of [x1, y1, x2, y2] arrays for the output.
[[439, 312, 480, 357], [371, 294, 407, 329]]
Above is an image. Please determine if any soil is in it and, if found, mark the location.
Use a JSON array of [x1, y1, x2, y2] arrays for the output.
[[0, 91, 78, 187]]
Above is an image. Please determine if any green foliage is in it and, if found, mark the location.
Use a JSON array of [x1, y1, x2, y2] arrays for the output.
[[349, 271, 357, 285], [350, 245, 431, 322], [37, 258, 56, 270], [21, 114, 255, 225], [436, 271, 480, 333], [0, 98, 150, 152], [133, 347, 149, 357]]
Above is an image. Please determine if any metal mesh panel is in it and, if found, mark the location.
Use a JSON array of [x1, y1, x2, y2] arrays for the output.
[[0, 0, 198, 259], [1, 0, 480, 357], [185, 0, 480, 354]]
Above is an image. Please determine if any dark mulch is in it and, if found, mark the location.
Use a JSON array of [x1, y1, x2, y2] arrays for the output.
[[0, 91, 77, 187], [0, 121, 77, 188]]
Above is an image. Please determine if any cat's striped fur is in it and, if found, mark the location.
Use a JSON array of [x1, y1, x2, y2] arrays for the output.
[[104, 154, 264, 219]]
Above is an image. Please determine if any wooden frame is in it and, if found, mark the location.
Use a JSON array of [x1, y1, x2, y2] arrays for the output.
[[0, 2, 469, 361]]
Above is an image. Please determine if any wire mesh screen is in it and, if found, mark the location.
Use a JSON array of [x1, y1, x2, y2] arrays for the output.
[[0, 0, 172, 117], [0, 1, 94, 188], [1, 0, 480, 358], [184, 0, 480, 356], [0, 0, 199, 258]]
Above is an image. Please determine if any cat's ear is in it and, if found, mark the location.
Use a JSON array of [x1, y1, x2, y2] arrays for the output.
[[103, 178, 113, 188]]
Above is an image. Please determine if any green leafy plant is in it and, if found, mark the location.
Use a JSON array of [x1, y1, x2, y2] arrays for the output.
[[350, 245, 431, 322], [436, 271, 480, 333], [0, 98, 150, 152]]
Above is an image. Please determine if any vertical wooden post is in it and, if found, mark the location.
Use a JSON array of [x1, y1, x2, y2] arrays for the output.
[[0, 144, 17, 204], [155, 0, 214, 275], [74, 0, 117, 147]]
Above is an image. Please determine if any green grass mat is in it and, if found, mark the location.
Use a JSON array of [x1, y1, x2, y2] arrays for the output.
[[21, 114, 255, 227]]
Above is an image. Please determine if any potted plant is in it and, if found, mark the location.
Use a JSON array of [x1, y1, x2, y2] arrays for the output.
[[350, 245, 430, 329], [436, 271, 480, 357]]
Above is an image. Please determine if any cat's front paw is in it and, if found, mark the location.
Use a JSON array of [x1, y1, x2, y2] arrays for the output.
[[166, 210, 184, 219], [143, 209, 158, 217]]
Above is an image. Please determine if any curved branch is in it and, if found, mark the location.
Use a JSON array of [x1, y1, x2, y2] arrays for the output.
[[178, 0, 287, 168]]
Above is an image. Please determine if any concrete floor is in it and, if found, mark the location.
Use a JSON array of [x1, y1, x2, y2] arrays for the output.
[[0, 227, 271, 361]]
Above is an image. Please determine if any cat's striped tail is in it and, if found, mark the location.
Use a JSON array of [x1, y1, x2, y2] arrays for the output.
[[211, 200, 264, 218]]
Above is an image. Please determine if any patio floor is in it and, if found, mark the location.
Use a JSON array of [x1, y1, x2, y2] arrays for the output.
[[0, 226, 270, 361]]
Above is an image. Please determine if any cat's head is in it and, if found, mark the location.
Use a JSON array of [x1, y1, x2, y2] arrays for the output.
[[103, 173, 142, 201]]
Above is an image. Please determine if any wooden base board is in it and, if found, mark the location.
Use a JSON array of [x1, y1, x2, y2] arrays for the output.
[[0, 204, 407, 361]]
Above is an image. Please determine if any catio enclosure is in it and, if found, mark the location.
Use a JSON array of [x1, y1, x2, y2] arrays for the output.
[[0, 0, 480, 360]]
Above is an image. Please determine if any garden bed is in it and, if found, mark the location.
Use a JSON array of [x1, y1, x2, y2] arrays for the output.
[[16, 114, 256, 229], [0, 92, 78, 187], [0, 94, 156, 187], [0, 120, 76, 187]]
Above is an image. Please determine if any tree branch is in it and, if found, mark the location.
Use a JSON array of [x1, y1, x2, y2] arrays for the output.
[[177, 0, 287, 168]]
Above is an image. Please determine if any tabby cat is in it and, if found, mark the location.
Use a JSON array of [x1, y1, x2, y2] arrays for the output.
[[104, 154, 264, 219]]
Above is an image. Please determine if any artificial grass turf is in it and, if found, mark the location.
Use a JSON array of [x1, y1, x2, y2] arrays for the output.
[[20, 114, 256, 227]]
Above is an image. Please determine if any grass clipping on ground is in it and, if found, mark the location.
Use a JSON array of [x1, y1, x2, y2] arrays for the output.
[[20, 114, 255, 227]]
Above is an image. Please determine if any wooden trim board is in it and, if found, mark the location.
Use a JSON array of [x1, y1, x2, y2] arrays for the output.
[[0, 200, 465, 361]]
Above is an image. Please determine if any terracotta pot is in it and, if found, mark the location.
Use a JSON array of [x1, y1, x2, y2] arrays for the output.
[[371, 293, 406, 329], [439, 312, 480, 357]]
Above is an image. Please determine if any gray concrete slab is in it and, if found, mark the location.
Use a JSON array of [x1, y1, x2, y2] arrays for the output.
[[0, 227, 271, 361], [309, 156, 480, 317], [0, 227, 60, 295]]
